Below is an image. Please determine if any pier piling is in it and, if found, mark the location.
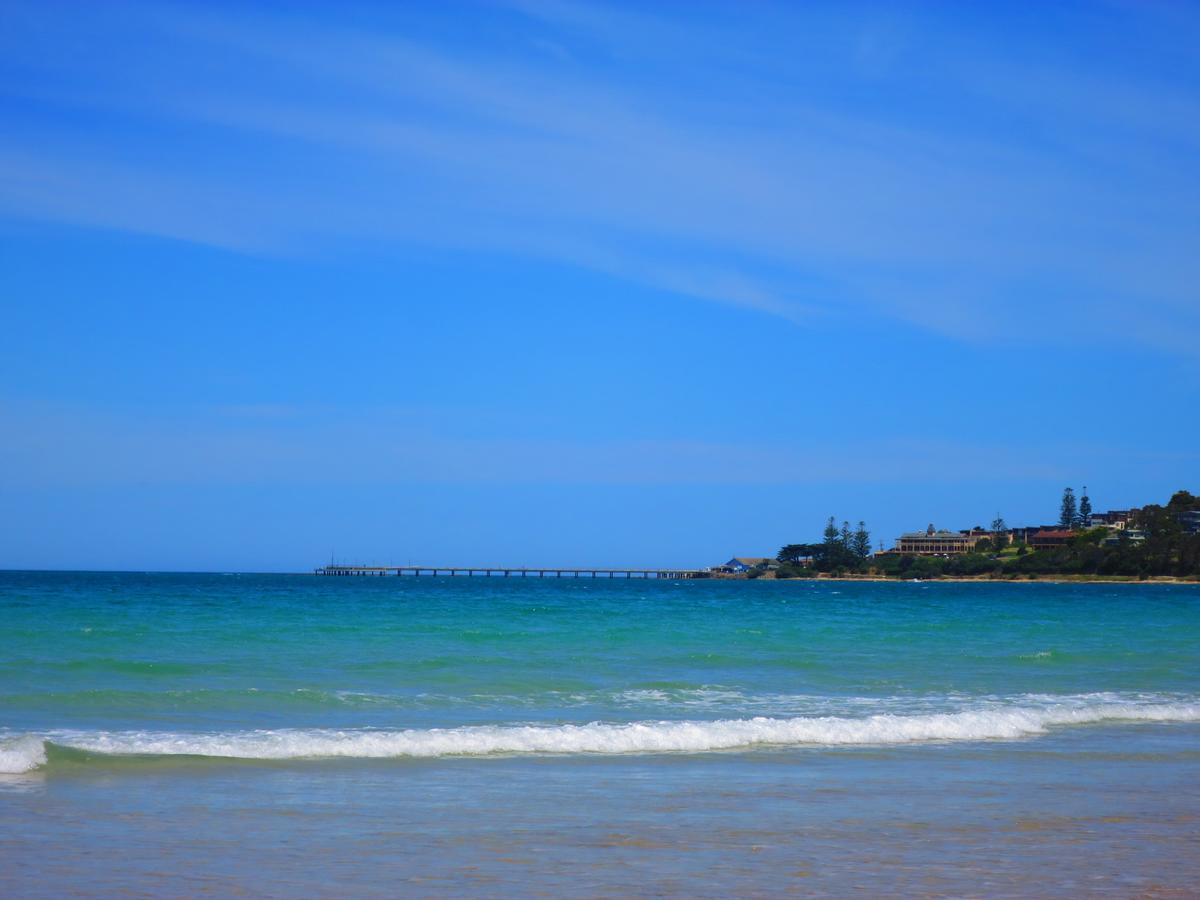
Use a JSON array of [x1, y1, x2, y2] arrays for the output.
[[315, 564, 704, 579]]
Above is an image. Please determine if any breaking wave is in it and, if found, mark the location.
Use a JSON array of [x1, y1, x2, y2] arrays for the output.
[[3, 697, 1198, 772], [0, 735, 47, 775]]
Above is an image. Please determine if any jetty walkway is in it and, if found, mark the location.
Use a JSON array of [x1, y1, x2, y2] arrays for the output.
[[316, 564, 705, 579]]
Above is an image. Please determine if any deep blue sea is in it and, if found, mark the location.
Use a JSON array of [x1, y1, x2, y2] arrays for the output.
[[2, 572, 1198, 895]]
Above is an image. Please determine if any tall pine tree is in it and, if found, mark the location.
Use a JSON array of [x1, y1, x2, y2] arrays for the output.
[[823, 517, 839, 545], [820, 517, 841, 571], [1060, 487, 1078, 528], [1078, 487, 1092, 527], [851, 522, 871, 560]]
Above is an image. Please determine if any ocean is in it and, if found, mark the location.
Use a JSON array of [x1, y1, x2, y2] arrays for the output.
[[2, 571, 1198, 895]]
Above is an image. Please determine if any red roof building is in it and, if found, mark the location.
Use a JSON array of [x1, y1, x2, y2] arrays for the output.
[[1028, 529, 1076, 550]]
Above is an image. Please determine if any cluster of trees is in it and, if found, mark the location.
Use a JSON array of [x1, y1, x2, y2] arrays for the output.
[[769, 491, 1200, 580], [1014, 490, 1200, 578], [872, 551, 1003, 580], [777, 517, 871, 575], [1059, 486, 1093, 528]]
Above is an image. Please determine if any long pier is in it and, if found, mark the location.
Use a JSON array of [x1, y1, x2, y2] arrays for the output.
[[315, 564, 705, 579]]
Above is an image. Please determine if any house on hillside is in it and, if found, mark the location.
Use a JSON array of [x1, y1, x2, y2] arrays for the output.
[[894, 525, 987, 556], [1028, 529, 1075, 550], [1102, 529, 1147, 546], [1090, 510, 1132, 529], [1009, 525, 1061, 544]]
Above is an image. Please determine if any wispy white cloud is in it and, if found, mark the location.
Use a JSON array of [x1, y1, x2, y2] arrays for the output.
[[1, 0, 1197, 350], [0, 149, 286, 253]]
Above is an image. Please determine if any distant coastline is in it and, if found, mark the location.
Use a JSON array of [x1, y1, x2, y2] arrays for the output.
[[750, 488, 1200, 583], [718, 572, 1200, 585]]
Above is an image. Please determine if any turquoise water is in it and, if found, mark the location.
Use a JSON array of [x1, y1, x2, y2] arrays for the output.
[[2, 572, 1198, 894]]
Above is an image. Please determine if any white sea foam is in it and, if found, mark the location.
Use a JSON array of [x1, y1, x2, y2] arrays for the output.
[[13, 698, 1195, 767], [0, 735, 47, 774]]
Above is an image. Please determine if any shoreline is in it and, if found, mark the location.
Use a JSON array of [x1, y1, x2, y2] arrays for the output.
[[732, 573, 1200, 585]]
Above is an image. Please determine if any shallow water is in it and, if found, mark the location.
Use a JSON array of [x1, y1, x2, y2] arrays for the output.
[[1, 572, 1198, 895]]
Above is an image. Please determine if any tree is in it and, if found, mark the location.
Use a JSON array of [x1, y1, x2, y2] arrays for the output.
[[817, 517, 841, 572], [1167, 490, 1198, 511], [991, 514, 1008, 551], [820, 518, 840, 554], [1137, 504, 1181, 573], [840, 521, 853, 550], [851, 522, 871, 560], [778, 544, 817, 565], [1078, 487, 1092, 527], [1059, 488, 1077, 529], [908, 556, 946, 580]]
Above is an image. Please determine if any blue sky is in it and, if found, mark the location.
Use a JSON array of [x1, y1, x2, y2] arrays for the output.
[[2, 0, 1198, 571]]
